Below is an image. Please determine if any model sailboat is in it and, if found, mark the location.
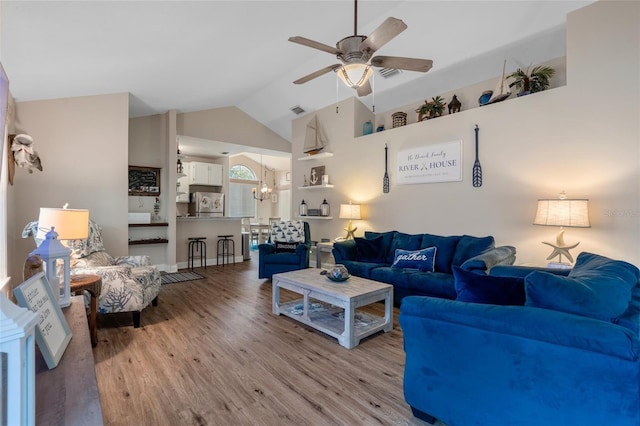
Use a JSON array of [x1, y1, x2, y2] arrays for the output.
[[303, 115, 328, 155], [486, 60, 511, 105]]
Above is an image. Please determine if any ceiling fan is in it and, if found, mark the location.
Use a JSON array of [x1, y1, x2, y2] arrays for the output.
[[289, 0, 433, 97]]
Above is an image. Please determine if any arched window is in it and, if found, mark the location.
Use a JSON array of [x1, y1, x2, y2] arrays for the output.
[[229, 164, 257, 217], [229, 164, 256, 181]]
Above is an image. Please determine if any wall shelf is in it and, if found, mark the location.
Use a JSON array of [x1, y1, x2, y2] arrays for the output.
[[298, 184, 334, 190], [298, 152, 334, 161], [128, 222, 168, 227], [298, 216, 333, 220], [129, 238, 169, 245]]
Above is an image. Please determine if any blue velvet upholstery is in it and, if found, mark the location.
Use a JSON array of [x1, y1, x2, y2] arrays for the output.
[[400, 253, 640, 426], [454, 266, 525, 305], [258, 221, 311, 279], [333, 231, 516, 306]]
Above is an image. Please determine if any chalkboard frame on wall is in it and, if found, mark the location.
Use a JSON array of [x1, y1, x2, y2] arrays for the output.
[[128, 165, 161, 196], [14, 272, 73, 369]]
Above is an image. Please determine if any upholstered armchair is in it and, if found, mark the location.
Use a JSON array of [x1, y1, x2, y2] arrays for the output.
[[23, 219, 161, 327], [258, 220, 311, 279]]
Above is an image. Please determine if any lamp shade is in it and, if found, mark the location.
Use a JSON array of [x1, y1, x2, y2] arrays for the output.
[[337, 64, 373, 89], [339, 204, 361, 220], [36, 207, 90, 241], [533, 199, 590, 228]]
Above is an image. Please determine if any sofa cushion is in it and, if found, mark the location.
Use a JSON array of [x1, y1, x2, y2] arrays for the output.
[[275, 241, 299, 253], [354, 236, 385, 263], [386, 232, 423, 264], [407, 272, 457, 299], [525, 252, 640, 321], [454, 266, 525, 306], [261, 252, 304, 265], [364, 230, 396, 257], [420, 234, 461, 273], [392, 247, 436, 272], [370, 267, 417, 288], [451, 235, 495, 267], [339, 260, 387, 279]]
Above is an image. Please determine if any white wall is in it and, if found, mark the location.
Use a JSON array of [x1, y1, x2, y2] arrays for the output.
[[292, 1, 639, 266], [8, 93, 130, 286]]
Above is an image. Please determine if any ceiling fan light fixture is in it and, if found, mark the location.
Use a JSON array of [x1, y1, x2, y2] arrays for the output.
[[337, 63, 373, 89]]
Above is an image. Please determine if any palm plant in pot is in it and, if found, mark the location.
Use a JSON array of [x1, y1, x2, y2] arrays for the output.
[[415, 96, 447, 121], [507, 64, 555, 96]]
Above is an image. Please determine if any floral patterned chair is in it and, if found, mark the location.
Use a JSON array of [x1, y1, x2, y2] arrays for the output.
[[23, 219, 161, 327]]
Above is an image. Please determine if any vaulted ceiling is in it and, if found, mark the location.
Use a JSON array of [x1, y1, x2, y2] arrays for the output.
[[2, 0, 592, 146]]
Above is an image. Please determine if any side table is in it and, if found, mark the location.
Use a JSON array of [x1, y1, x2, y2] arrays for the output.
[[70, 274, 102, 347], [316, 241, 335, 269]]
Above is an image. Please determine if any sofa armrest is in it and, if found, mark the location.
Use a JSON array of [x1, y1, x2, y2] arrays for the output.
[[332, 239, 356, 263], [460, 245, 516, 274], [258, 243, 276, 256], [115, 255, 151, 267], [400, 295, 640, 360]]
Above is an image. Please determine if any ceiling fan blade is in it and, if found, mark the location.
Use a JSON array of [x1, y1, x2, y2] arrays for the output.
[[371, 56, 433, 73], [359, 17, 407, 53], [356, 80, 372, 97], [288, 36, 341, 55], [293, 64, 342, 85]]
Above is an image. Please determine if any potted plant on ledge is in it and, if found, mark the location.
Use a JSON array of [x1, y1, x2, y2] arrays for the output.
[[507, 64, 555, 97], [415, 96, 447, 121]]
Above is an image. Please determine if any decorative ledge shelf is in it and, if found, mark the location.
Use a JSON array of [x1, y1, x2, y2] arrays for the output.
[[129, 238, 169, 245], [297, 216, 333, 220], [298, 184, 334, 190], [128, 223, 168, 227], [297, 152, 334, 161]]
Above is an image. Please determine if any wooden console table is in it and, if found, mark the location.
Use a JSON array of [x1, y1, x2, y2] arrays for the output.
[[36, 295, 103, 425]]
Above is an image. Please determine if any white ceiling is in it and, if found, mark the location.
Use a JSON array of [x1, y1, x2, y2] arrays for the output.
[[2, 0, 592, 160]]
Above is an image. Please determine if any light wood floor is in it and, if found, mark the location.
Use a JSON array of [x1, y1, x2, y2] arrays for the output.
[[92, 257, 429, 426]]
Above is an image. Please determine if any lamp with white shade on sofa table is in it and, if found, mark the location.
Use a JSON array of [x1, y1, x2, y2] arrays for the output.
[[339, 202, 361, 240]]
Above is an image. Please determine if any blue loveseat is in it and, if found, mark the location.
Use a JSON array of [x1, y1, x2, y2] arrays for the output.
[[400, 252, 640, 425], [332, 231, 516, 305]]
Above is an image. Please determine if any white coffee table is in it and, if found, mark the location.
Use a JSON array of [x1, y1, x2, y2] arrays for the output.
[[272, 269, 393, 349]]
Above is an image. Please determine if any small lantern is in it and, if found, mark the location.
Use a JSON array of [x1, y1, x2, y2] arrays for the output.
[[30, 227, 72, 307], [321, 199, 330, 217], [0, 293, 39, 425], [299, 199, 308, 217]]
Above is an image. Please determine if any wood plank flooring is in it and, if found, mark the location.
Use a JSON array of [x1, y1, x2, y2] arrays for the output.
[[92, 258, 430, 426]]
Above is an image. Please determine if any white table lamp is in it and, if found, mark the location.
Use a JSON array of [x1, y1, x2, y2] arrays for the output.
[[30, 206, 89, 307], [339, 202, 362, 240], [533, 193, 590, 265]]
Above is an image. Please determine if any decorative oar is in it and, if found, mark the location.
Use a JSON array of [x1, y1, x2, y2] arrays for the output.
[[473, 125, 482, 187], [383, 143, 390, 193]]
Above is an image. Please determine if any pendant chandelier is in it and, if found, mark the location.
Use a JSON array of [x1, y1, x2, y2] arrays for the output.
[[252, 155, 272, 202]]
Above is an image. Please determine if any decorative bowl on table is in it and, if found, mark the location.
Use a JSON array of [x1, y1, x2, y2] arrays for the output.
[[327, 264, 350, 282]]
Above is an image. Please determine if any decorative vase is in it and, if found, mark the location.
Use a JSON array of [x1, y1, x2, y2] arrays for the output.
[[363, 121, 373, 135]]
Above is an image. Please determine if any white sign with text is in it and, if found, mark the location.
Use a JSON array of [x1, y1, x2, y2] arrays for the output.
[[397, 140, 462, 184]]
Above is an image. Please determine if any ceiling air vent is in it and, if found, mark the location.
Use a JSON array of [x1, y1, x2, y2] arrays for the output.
[[290, 105, 305, 115], [377, 68, 401, 79]]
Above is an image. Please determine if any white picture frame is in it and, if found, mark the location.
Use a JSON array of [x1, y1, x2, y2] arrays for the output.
[[13, 272, 72, 369]]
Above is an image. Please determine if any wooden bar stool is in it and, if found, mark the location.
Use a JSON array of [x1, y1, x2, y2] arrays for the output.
[[217, 235, 235, 266], [188, 237, 207, 269]]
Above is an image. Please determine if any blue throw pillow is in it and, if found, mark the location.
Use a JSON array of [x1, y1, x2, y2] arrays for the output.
[[354, 236, 385, 263], [421, 234, 461, 273], [451, 235, 495, 267], [386, 232, 423, 264], [391, 247, 436, 272], [454, 266, 525, 305], [525, 252, 640, 320]]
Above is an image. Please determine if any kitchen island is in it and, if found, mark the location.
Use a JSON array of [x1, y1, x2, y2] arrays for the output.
[[176, 217, 243, 267]]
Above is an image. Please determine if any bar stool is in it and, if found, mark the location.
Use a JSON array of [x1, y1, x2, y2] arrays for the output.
[[217, 235, 235, 266], [188, 237, 207, 269]]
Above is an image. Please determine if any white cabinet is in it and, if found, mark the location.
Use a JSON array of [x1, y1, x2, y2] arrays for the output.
[[176, 172, 189, 203], [190, 162, 223, 186]]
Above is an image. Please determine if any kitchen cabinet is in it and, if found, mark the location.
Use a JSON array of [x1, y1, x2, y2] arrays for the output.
[[176, 163, 190, 203], [190, 162, 223, 186]]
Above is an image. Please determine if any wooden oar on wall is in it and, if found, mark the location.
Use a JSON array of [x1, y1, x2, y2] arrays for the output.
[[473, 125, 482, 187]]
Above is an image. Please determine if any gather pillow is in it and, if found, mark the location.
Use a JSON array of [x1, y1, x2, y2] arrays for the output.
[[275, 241, 299, 253], [454, 266, 525, 306], [525, 252, 640, 321], [391, 247, 436, 272], [354, 236, 385, 263]]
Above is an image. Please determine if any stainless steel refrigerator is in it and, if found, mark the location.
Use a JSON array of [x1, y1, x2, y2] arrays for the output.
[[190, 192, 224, 217]]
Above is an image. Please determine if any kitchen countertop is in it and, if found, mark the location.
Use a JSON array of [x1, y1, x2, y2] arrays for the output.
[[176, 216, 242, 221]]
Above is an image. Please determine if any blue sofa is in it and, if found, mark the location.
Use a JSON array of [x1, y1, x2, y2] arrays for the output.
[[399, 252, 640, 425], [332, 231, 516, 305]]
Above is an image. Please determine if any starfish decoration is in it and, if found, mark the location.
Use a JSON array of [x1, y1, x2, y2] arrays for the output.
[[344, 225, 358, 240], [542, 229, 580, 264]]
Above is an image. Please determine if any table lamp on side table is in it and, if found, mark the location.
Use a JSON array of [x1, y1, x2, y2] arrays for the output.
[[533, 192, 590, 267], [31, 205, 89, 307], [339, 202, 362, 240]]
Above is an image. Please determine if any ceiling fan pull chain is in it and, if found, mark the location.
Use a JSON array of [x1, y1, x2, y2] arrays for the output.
[[372, 71, 375, 112], [336, 73, 340, 113]]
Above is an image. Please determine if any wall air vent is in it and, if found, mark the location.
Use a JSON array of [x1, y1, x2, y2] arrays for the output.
[[377, 68, 401, 79], [290, 105, 305, 115]]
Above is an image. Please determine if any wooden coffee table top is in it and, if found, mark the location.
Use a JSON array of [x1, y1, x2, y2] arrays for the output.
[[273, 268, 392, 299]]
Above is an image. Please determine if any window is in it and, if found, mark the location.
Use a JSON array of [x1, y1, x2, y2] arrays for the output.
[[229, 164, 257, 217]]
